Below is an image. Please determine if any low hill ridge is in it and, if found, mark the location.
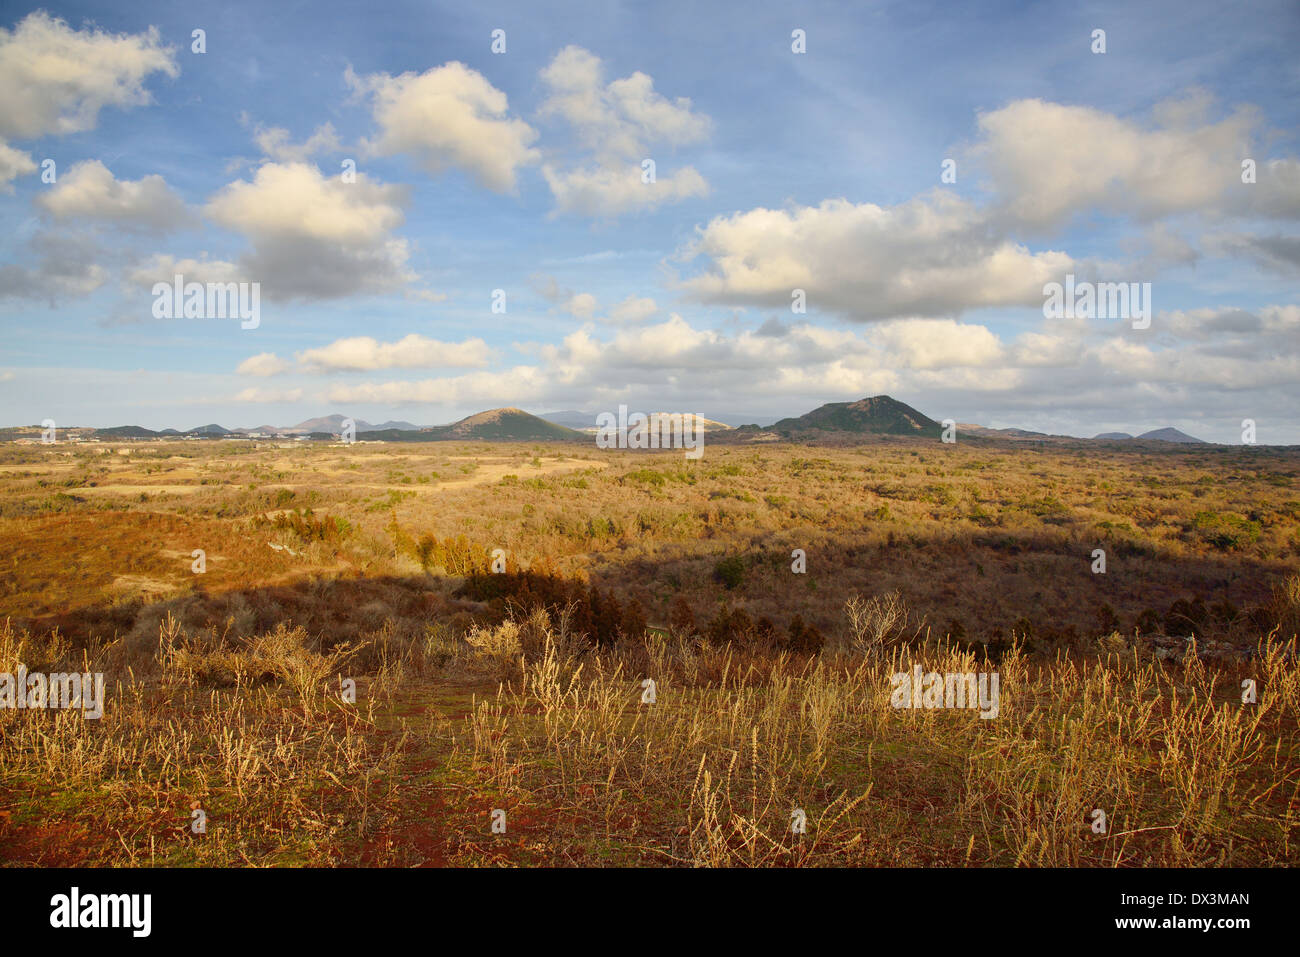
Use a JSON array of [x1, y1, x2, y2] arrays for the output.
[[772, 395, 941, 436]]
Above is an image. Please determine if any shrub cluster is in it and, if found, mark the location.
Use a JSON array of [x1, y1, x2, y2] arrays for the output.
[[456, 569, 647, 647], [254, 507, 351, 544]]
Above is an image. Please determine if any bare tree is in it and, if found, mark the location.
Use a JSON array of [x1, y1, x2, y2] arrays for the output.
[[845, 591, 907, 656]]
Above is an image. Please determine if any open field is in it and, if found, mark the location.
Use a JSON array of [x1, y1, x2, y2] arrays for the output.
[[1, 436, 1298, 866]]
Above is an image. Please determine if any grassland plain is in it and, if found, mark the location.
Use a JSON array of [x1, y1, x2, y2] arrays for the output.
[[0, 435, 1297, 866]]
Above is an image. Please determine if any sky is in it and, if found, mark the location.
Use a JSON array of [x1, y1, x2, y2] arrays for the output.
[[0, 0, 1298, 442]]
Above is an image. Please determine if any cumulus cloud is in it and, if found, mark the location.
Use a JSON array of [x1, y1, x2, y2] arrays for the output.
[[253, 122, 343, 163], [348, 62, 538, 192], [530, 273, 601, 319], [0, 12, 178, 140], [543, 162, 707, 217], [539, 46, 711, 161], [0, 231, 107, 303], [36, 160, 188, 230], [236, 335, 493, 376], [996, 304, 1300, 399], [562, 292, 599, 320], [1160, 304, 1300, 357], [203, 161, 412, 299], [523, 282, 657, 328], [0, 13, 177, 202], [674, 95, 1297, 325], [874, 319, 1004, 370], [1007, 329, 1084, 368], [297, 304, 1300, 442], [327, 314, 996, 408], [677, 192, 1073, 322], [532, 314, 946, 392], [327, 367, 550, 405], [973, 96, 1300, 229], [128, 254, 245, 287], [608, 295, 658, 324], [538, 46, 711, 216], [207, 162, 404, 245], [235, 353, 290, 377], [1204, 232, 1300, 276], [296, 334, 493, 372], [1092, 335, 1297, 390], [0, 140, 35, 191]]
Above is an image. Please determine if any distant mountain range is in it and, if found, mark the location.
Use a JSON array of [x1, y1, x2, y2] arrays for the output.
[[292, 414, 420, 434], [758, 397, 1206, 444], [3, 397, 1215, 445], [1091, 427, 1206, 444], [961, 425, 1207, 444], [86, 415, 423, 439], [539, 410, 599, 430], [538, 411, 734, 433], [359, 408, 583, 442]]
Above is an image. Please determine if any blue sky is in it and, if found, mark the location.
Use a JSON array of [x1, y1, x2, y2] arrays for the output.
[[1, 0, 1298, 440]]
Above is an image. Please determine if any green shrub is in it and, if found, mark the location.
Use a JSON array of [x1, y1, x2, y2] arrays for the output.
[[624, 468, 666, 487], [1189, 511, 1261, 551], [713, 555, 746, 590]]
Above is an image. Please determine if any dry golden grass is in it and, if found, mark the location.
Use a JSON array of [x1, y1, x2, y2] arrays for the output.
[[1, 602, 1296, 866], [0, 436, 1297, 866], [4, 436, 1295, 647]]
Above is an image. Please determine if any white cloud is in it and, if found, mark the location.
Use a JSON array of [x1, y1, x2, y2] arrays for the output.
[[538, 46, 711, 216], [974, 96, 1300, 229], [318, 314, 959, 409], [539, 46, 710, 161], [529, 274, 602, 319], [0, 14, 178, 204], [874, 319, 1004, 369], [561, 291, 599, 320], [543, 162, 707, 217], [286, 304, 1300, 442], [0, 140, 35, 191], [678, 193, 1073, 321], [236, 353, 290, 377], [608, 295, 658, 324], [1160, 304, 1300, 356], [1008, 304, 1300, 392], [207, 161, 404, 244], [1008, 330, 1081, 367], [235, 335, 493, 376], [348, 62, 538, 192], [1204, 232, 1300, 275], [0, 231, 107, 302], [129, 254, 244, 287], [0, 12, 177, 140], [327, 367, 549, 405], [296, 334, 493, 372], [253, 122, 343, 163], [203, 161, 412, 299], [36, 160, 188, 230]]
